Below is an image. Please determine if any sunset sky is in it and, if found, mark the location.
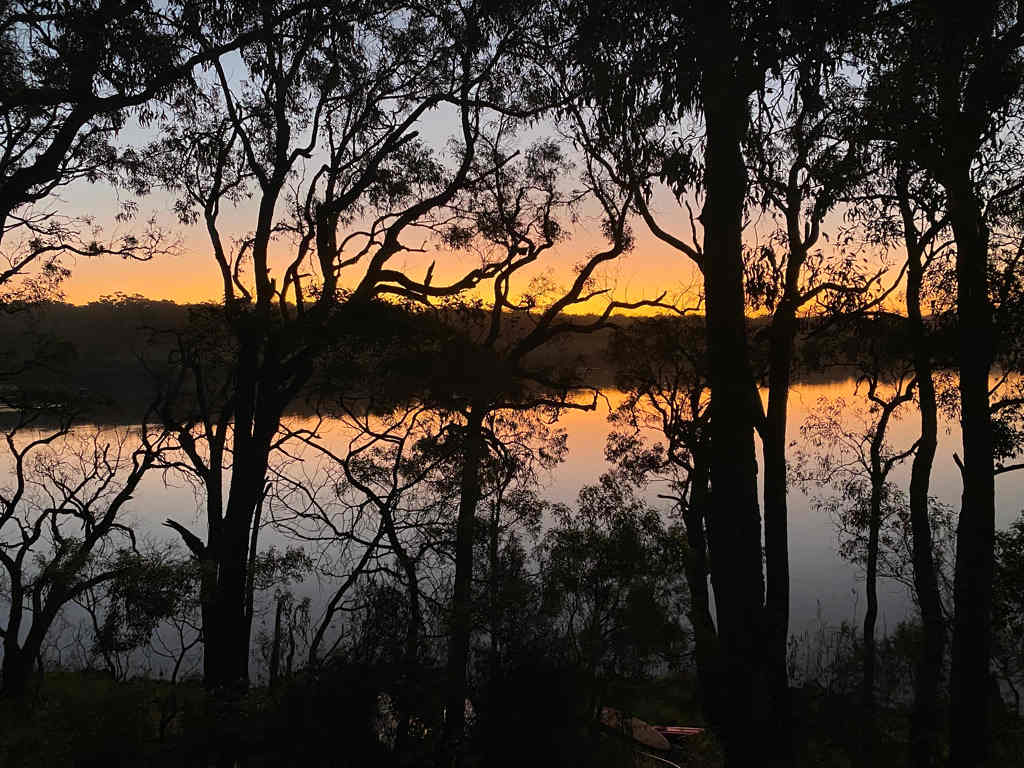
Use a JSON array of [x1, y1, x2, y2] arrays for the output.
[[58, 200, 870, 315], [49, 106, 869, 313], [56, 177, 708, 310]]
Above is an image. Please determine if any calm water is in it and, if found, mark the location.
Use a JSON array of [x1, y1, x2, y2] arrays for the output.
[[10, 378, 1024, 673]]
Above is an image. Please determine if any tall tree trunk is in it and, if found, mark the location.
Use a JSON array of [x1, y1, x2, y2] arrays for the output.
[[205, 345, 279, 691], [443, 404, 485, 767], [2, 613, 51, 700], [269, 595, 284, 686], [199, 550, 219, 685], [700, 61, 773, 766], [1, 581, 27, 698], [902, 205, 946, 768], [863, 393, 901, 737], [2, 588, 66, 699], [864, 473, 882, 720], [681, 458, 722, 729], [381, 500, 422, 757], [946, 173, 996, 768], [929, 7, 1000, 760], [763, 302, 798, 762], [205, 396, 275, 768], [1, 646, 31, 700]]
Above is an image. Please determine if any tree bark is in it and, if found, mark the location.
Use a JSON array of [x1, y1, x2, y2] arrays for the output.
[[926, 7, 1000, 761], [763, 299, 799, 763], [680, 457, 723, 730], [901, 198, 946, 768], [443, 404, 485, 767], [203, 336, 281, 692], [699, 55, 773, 766], [864, 471, 882, 720], [2, 608, 54, 699], [946, 172, 996, 768], [1, 580, 28, 698]]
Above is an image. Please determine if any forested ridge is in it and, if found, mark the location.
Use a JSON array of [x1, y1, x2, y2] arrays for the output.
[[0, 299, 960, 414]]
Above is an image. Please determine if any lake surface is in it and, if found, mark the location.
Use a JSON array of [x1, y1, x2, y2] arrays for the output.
[[140, 381, 1024, 630], [9, 378, 1024, 675]]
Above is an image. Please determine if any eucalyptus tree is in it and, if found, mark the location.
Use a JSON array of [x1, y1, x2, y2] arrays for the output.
[[537, 472, 688, 693], [797, 383, 934, 761], [603, 318, 720, 723], [427, 128, 668, 765], [0, 0, 300, 305], [744, 56, 886, 730], [73, 545, 198, 681], [845, 150, 953, 767], [0, 394, 171, 697], [794, 327, 918, 732], [276, 401, 459, 753], [862, 5, 1024, 762], [471, 409, 562, 694], [151, 0, 555, 693], [567, 2, 874, 762]]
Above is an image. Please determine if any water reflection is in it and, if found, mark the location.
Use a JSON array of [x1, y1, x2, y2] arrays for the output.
[[9, 378, 1024, 676]]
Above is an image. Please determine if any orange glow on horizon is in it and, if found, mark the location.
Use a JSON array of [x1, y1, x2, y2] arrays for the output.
[[58, 224, 900, 318], [58, 228, 705, 314]]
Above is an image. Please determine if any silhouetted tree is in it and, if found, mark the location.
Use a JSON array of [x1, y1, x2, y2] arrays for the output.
[[604, 318, 720, 725], [421, 129, 668, 766], [151, 0, 553, 696], [745, 56, 891, 736], [0, 0, 305, 305], [863, 5, 1024, 762], [74, 546, 196, 680], [846, 147, 954, 767], [568, 2, 875, 762], [795, 360, 917, 728], [0, 394, 170, 698], [296, 403, 458, 754], [537, 473, 688, 707], [471, 411, 559, 698]]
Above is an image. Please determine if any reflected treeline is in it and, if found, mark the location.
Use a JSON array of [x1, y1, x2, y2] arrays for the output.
[[0, 297, 962, 422]]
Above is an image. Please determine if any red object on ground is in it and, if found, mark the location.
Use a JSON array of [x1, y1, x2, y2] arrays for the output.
[[599, 707, 672, 751], [652, 726, 705, 737]]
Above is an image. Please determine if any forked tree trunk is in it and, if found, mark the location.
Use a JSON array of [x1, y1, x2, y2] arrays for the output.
[[1, 582, 29, 698], [862, 389, 903, 735], [203, 341, 282, 692]]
